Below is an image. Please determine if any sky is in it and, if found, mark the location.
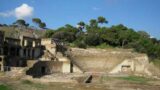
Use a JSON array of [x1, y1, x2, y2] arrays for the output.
[[0, 0, 160, 39]]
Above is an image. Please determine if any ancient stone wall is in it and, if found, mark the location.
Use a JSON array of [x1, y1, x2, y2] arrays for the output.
[[69, 48, 158, 77], [26, 61, 63, 77]]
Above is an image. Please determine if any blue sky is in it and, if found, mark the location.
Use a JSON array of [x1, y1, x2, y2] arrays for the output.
[[0, 0, 160, 39]]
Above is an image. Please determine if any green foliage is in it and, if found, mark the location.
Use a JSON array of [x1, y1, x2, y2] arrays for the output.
[[118, 76, 150, 84], [100, 28, 119, 46], [13, 19, 28, 27], [96, 43, 112, 49], [50, 16, 160, 62], [75, 41, 87, 49], [78, 21, 85, 26], [77, 21, 85, 31], [32, 18, 42, 24], [137, 31, 150, 38], [89, 19, 98, 28], [53, 31, 75, 43], [39, 22, 46, 28], [0, 85, 11, 90], [98, 16, 108, 24], [32, 18, 46, 28], [84, 33, 101, 46], [44, 30, 55, 38]]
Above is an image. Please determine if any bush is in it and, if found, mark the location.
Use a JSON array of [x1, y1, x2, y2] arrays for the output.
[[85, 33, 100, 46], [52, 31, 76, 43], [76, 41, 87, 49], [96, 43, 112, 49], [44, 30, 55, 38]]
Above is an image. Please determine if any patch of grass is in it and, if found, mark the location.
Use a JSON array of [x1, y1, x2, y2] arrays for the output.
[[21, 80, 45, 89], [101, 76, 113, 81], [69, 43, 76, 47], [0, 85, 11, 90], [33, 83, 45, 88], [118, 76, 150, 84], [22, 80, 33, 85], [96, 43, 113, 49]]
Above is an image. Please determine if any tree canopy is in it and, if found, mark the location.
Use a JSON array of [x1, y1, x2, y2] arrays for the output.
[[13, 19, 29, 27], [46, 16, 160, 62], [32, 18, 46, 28]]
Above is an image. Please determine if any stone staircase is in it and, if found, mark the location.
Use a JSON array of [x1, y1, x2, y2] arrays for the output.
[[45, 44, 56, 55], [67, 54, 85, 73], [39, 50, 56, 61]]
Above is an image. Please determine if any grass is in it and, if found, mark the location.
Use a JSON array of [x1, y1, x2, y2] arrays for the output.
[[117, 76, 150, 84], [69, 42, 114, 49], [101, 76, 113, 81], [21, 80, 45, 89], [0, 85, 11, 90], [99, 75, 154, 84]]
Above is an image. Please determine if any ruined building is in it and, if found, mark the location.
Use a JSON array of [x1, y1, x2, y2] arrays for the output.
[[0, 31, 41, 71], [0, 30, 82, 77]]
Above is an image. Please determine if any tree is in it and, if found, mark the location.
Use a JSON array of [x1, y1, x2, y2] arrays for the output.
[[137, 31, 150, 38], [77, 21, 85, 31], [76, 41, 87, 49], [100, 28, 119, 46], [32, 18, 41, 25], [44, 30, 55, 38], [39, 22, 46, 29], [14, 19, 27, 26], [32, 18, 47, 28], [32, 18, 46, 28], [52, 31, 76, 43], [89, 19, 98, 27], [111, 24, 128, 31], [78, 21, 85, 26], [118, 29, 137, 47], [97, 16, 108, 24], [85, 33, 100, 46]]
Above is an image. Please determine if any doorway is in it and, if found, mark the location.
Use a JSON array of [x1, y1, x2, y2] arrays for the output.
[[41, 66, 46, 75]]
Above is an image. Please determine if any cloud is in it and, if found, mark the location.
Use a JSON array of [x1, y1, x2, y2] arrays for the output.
[[0, 11, 14, 17], [92, 7, 100, 11], [0, 3, 34, 19], [15, 4, 34, 19]]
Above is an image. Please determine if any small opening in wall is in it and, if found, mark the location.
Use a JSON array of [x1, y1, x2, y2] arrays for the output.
[[0, 58, 2, 61]]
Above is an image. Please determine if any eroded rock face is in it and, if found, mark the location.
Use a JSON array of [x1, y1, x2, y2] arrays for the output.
[[69, 48, 160, 77]]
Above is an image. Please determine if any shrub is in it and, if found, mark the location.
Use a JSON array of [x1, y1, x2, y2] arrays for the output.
[[76, 41, 87, 49]]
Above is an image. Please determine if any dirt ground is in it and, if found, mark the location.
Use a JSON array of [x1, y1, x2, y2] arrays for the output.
[[0, 75, 160, 90]]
